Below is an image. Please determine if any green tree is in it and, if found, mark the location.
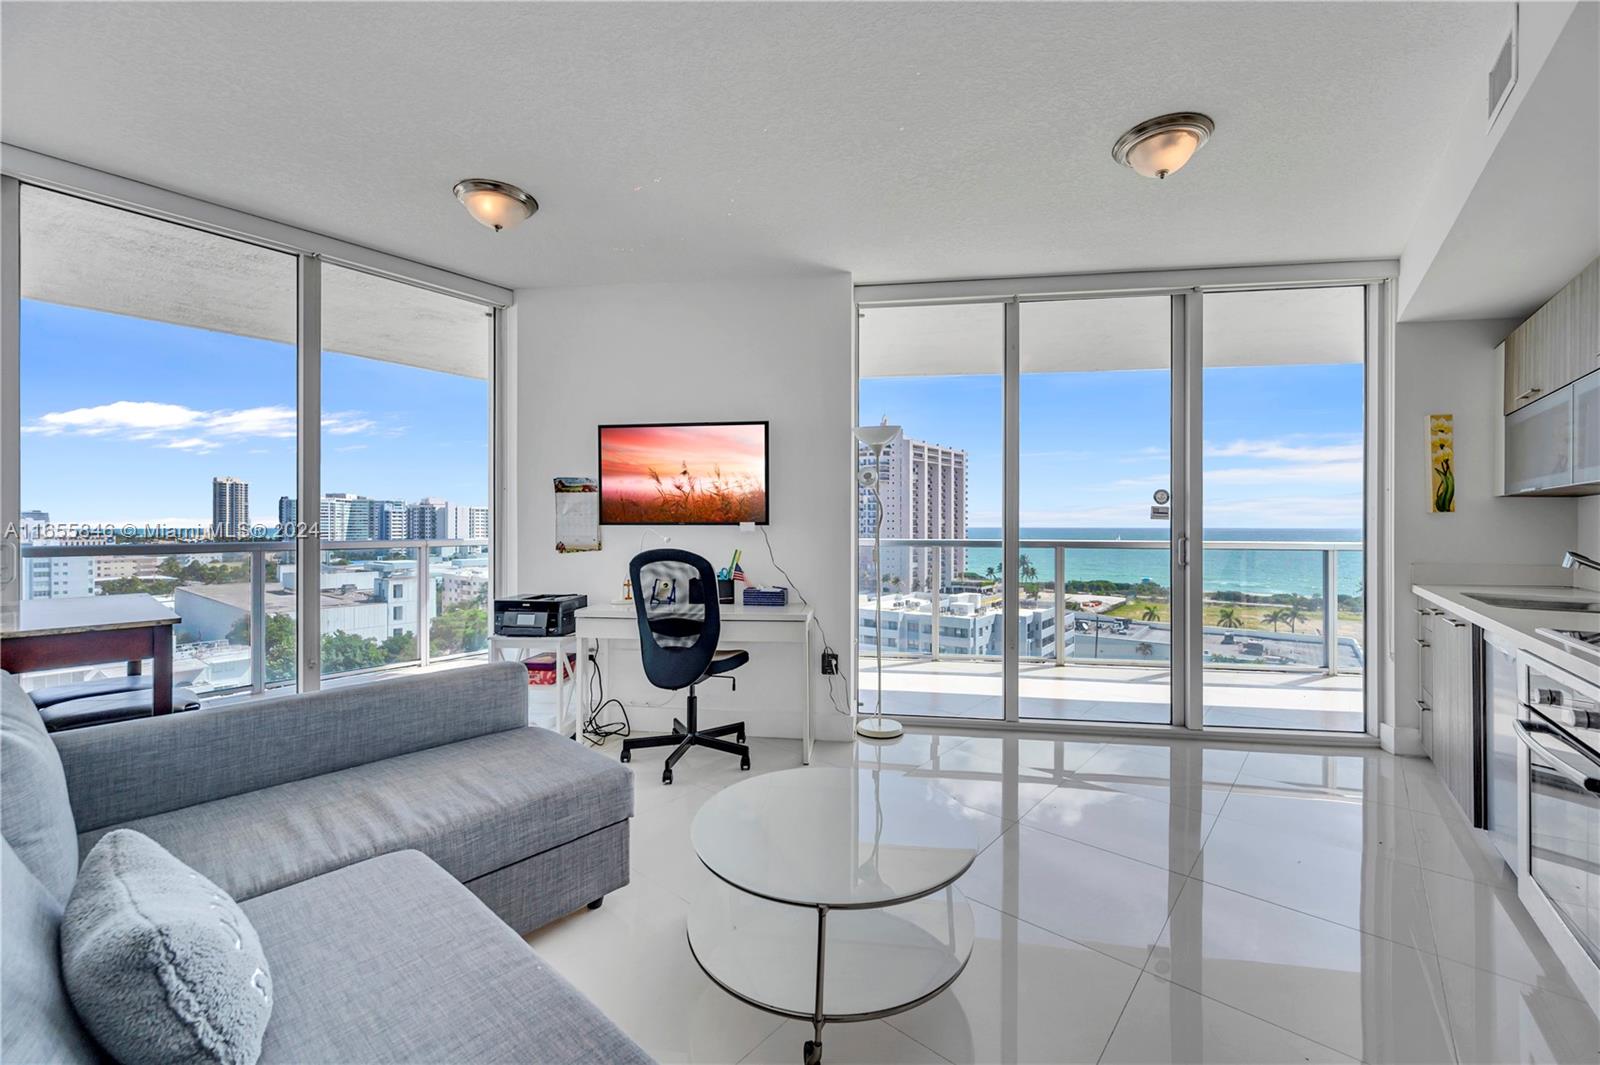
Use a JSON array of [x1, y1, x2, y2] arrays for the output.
[[381, 631, 418, 663], [1135, 641, 1155, 658], [1217, 606, 1243, 629], [321, 630, 385, 674], [229, 613, 297, 684], [1140, 603, 1160, 622], [429, 605, 488, 656], [1264, 608, 1286, 632], [1018, 554, 1039, 596], [1283, 604, 1306, 632]]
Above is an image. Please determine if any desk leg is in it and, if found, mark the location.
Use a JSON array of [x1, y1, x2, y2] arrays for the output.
[[803, 622, 813, 765], [152, 629, 174, 715]]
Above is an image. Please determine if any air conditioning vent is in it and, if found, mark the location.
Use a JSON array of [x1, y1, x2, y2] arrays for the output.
[[1487, 9, 1518, 127]]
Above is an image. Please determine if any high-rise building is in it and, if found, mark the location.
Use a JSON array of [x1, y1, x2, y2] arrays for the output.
[[858, 436, 967, 593], [468, 505, 490, 540], [376, 500, 408, 540], [406, 498, 449, 540], [212, 477, 249, 539], [277, 496, 296, 529]]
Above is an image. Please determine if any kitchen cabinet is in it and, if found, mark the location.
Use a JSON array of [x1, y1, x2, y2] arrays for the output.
[[1504, 257, 1600, 416], [1419, 606, 1479, 822], [1504, 384, 1575, 493]]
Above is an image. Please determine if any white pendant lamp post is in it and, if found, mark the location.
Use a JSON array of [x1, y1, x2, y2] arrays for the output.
[[855, 423, 904, 740]]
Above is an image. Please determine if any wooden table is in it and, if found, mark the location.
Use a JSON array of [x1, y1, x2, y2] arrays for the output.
[[0, 594, 181, 713]]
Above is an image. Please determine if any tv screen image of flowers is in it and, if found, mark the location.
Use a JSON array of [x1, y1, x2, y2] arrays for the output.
[[598, 422, 768, 525]]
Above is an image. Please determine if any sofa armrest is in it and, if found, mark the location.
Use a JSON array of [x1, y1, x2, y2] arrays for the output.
[[56, 661, 529, 832]]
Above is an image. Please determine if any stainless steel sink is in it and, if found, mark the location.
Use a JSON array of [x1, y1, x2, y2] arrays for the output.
[[1465, 592, 1600, 613]]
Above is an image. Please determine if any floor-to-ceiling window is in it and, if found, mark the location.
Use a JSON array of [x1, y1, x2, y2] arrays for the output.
[[317, 264, 491, 681], [17, 185, 299, 695], [1199, 287, 1366, 731], [854, 275, 1376, 735], [7, 179, 501, 698], [857, 302, 1005, 720]]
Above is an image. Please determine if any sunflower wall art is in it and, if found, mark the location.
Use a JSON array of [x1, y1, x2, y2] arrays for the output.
[[1429, 413, 1455, 513]]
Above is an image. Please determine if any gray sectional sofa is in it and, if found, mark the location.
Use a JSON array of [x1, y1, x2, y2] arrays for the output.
[[1, 661, 653, 1063]]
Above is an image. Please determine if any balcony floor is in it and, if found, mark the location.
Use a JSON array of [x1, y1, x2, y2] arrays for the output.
[[862, 658, 1365, 732]]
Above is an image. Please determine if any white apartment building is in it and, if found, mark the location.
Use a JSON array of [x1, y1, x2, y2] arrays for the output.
[[858, 436, 968, 593], [211, 477, 250, 539]]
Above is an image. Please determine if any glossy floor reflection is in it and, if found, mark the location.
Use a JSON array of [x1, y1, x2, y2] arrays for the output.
[[526, 732, 1599, 1064]]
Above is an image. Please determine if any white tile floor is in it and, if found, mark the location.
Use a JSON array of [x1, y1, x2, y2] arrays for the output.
[[526, 731, 1599, 1064]]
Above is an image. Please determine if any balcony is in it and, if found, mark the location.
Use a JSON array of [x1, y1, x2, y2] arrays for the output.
[[16, 538, 489, 698], [859, 536, 1364, 731]]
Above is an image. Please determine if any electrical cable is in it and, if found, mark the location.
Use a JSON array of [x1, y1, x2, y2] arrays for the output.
[[582, 651, 631, 745], [759, 525, 854, 717]]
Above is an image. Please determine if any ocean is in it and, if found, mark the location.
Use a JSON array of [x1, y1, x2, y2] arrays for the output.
[[952, 528, 1363, 600]]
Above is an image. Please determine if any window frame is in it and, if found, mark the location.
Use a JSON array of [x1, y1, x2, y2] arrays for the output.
[[1, 152, 509, 695]]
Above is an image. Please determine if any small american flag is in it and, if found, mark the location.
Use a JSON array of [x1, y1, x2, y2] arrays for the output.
[[732, 563, 748, 584]]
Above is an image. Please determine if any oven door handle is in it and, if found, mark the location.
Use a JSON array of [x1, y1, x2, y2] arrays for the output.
[[1514, 719, 1600, 794]]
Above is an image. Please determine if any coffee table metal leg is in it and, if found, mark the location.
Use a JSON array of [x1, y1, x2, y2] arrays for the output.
[[804, 905, 827, 1065]]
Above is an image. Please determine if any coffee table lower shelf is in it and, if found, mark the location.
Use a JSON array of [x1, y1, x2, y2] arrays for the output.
[[686, 880, 974, 1064]]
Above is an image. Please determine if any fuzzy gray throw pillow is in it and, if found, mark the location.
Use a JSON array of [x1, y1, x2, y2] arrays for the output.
[[61, 830, 272, 1065]]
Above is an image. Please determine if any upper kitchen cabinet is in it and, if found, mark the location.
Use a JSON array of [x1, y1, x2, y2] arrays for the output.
[[1505, 257, 1600, 415]]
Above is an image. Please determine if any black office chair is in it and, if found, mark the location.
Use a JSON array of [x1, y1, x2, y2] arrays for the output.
[[619, 549, 749, 785]]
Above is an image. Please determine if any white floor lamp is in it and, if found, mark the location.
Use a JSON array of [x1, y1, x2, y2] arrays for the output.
[[855, 423, 903, 740]]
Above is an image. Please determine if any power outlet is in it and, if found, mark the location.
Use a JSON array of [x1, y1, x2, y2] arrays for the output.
[[821, 651, 839, 675]]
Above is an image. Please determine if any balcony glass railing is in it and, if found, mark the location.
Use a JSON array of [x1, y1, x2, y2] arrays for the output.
[[16, 538, 489, 697], [859, 536, 1364, 676]]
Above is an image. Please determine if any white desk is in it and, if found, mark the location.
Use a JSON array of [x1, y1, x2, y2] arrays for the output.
[[574, 601, 816, 764]]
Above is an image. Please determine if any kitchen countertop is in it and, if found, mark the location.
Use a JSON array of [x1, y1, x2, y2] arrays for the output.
[[1412, 583, 1600, 684]]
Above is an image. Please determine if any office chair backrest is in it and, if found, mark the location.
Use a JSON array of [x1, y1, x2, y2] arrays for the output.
[[629, 549, 720, 691]]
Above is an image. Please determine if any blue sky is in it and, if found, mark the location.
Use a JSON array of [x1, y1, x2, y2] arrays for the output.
[[19, 300, 488, 526], [861, 362, 1364, 529]]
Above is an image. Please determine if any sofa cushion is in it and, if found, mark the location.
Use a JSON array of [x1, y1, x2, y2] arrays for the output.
[[62, 830, 273, 1065], [1, 670, 80, 903], [0, 839, 102, 1064], [80, 726, 632, 902], [241, 849, 652, 1064]]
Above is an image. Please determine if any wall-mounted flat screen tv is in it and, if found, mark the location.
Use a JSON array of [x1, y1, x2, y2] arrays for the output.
[[598, 421, 769, 525]]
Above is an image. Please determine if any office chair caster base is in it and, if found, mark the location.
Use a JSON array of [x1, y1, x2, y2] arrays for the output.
[[619, 751, 631, 763], [662, 769, 673, 785], [804, 1039, 821, 1065], [740, 757, 750, 771]]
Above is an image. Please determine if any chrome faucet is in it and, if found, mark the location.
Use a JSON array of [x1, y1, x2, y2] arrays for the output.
[[1562, 550, 1600, 574]]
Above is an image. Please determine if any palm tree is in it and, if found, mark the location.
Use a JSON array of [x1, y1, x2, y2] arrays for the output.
[[1283, 603, 1306, 632], [1264, 608, 1286, 632], [984, 565, 997, 585], [1135, 641, 1154, 658], [1217, 606, 1243, 629], [1140, 604, 1160, 622]]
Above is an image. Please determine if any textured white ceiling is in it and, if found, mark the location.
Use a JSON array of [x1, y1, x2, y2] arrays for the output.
[[2, 2, 1510, 289]]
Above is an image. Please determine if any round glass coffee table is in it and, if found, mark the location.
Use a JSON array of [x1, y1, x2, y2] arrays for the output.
[[687, 766, 979, 1064]]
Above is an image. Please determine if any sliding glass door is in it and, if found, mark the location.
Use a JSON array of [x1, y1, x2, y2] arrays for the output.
[[1017, 296, 1174, 725], [855, 279, 1373, 735]]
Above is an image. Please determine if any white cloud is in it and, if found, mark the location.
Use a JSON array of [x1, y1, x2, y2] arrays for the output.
[[158, 437, 221, 453], [23, 400, 203, 437], [24, 402, 391, 450], [1204, 437, 1362, 464], [1206, 461, 1363, 485]]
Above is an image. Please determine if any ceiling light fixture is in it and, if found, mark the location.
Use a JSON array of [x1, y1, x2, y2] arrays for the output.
[[1112, 113, 1215, 180], [452, 179, 538, 232]]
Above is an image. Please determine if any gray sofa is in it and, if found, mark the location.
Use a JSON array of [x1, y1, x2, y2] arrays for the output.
[[2, 661, 652, 1063]]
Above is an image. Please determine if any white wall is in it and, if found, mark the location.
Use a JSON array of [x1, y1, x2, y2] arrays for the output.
[[1580, 497, 1600, 591], [1389, 319, 1581, 746], [512, 273, 856, 742]]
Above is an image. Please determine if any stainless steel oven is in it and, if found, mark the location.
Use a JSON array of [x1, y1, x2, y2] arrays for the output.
[[1515, 652, 1600, 1004]]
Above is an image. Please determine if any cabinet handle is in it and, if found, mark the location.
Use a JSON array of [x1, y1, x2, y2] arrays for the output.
[[1515, 387, 1543, 401]]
